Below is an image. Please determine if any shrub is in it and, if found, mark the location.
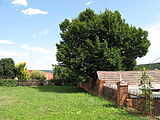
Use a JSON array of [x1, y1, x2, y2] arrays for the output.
[[15, 62, 30, 80], [0, 79, 16, 87], [30, 71, 47, 81]]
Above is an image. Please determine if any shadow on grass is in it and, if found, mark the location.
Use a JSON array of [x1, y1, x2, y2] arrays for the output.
[[102, 103, 117, 108], [102, 103, 148, 119], [123, 107, 148, 118], [32, 86, 86, 93], [103, 103, 149, 119]]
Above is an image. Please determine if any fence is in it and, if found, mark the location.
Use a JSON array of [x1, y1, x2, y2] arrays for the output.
[[79, 80, 160, 117], [127, 91, 160, 116], [153, 98, 160, 116], [102, 86, 117, 104], [17, 80, 42, 86]]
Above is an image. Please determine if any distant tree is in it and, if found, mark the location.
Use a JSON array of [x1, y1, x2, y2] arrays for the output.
[[137, 62, 160, 70], [16, 62, 30, 80], [56, 9, 150, 82], [30, 71, 46, 81], [0, 58, 16, 79]]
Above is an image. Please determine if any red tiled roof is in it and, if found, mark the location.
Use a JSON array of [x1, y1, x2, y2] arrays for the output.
[[97, 70, 160, 86]]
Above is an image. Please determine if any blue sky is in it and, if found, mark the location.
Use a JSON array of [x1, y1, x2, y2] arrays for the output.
[[0, 0, 160, 70]]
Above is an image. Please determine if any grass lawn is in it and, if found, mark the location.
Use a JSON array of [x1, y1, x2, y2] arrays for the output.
[[0, 86, 148, 120]]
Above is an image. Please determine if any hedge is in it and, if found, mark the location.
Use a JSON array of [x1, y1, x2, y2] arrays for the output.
[[0, 79, 17, 87]]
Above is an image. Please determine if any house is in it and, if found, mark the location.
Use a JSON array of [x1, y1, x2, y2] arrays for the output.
[[28, 70, 54, 80], [44, 72, 54, 80]]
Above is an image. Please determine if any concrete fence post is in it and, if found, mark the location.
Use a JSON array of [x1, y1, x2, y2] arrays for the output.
[[116, 81, 128, 107]]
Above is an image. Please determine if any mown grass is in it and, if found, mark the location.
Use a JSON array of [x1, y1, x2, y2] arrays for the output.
[[0, 86, 148, 120]]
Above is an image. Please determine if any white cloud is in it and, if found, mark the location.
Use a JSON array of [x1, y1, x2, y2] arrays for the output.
[[28, 62, 53, 70], [0, 50, 28, 57], [137, 19, 160, 64], [144, 21, 160, 51], [21, 44, 52, 54], [21, 8, 48, 15], [11, 0, 28, 6], [86, 1, 94, 5], [20, 44, 56, 70], [44, 49, 57, 61], [0, 40, 15, 45], [26, 49, 57, 70], [44, 56, 54, 61], [43, 30, 49, 36], [32, 35, 37, 39], [0, 50, 18, 57], [33, 30, 49, 38]]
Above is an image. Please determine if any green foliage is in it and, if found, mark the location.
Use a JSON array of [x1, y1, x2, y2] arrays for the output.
[[16, 62, 30, 80], [56, 9, 150, 82], [137, 62, 160, 70], [0, 79, 16, 87], [0, 86, 147, 120], [53, 65, 77, 85], [0, 58, 16, 79], [30, 71, 46, 81], [139, 70, 153, 115]]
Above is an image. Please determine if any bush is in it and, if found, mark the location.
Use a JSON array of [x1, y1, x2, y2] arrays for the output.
[[30, 71, 46, 82], [0, 79, 16, 87], [15, 62, 30, 80]]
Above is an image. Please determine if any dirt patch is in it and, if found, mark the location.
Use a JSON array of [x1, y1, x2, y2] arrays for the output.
[[0, 95, 16, 105], [0, 95, 10, 100]]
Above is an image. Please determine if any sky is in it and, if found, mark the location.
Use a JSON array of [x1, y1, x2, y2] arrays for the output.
[[0, 0, 160, 70]]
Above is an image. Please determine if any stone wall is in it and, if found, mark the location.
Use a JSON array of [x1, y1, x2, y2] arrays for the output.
[[17, 80, 43, 86]]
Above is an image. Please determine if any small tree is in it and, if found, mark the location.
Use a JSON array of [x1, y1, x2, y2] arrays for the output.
[[30, 71, 46, 81], [139, 70, 153, 115], [16, 62, 30, 80]]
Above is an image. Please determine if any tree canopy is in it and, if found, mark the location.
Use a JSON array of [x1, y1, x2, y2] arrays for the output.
[[53, 65, 77, 85], [0, 58, 16, 79], [56, 9, 150, 82]]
